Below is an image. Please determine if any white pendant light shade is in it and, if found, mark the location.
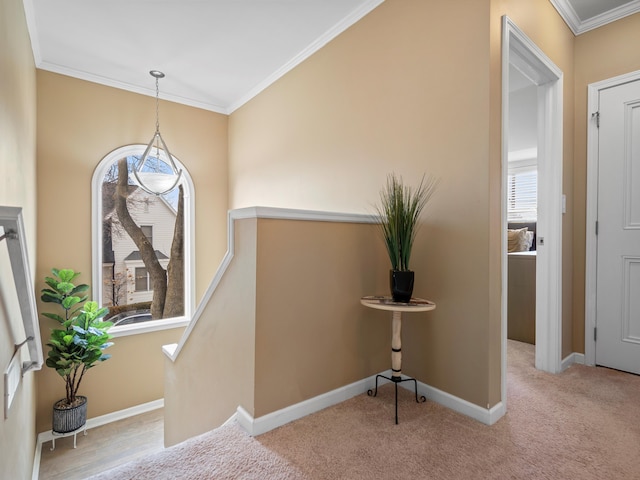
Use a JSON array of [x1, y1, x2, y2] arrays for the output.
[[134, 170, 180, 196], [132, 70, 182, 196]]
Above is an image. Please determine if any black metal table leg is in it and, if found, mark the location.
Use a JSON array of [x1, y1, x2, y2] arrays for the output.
[[368, 374, 426, 424]]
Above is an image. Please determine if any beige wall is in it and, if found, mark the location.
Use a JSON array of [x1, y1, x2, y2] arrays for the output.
[[229, 0, 498, 409], [254, 218, 389, 417], [35, 71, 229, 432], [0, 0, 38, 477], [165, 218, 258, 446], [164, 215, 390, 445], [573, 13, 640, 353]]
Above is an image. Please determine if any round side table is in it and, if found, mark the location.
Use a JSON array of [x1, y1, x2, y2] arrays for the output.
[[361, 295, 436, 424]]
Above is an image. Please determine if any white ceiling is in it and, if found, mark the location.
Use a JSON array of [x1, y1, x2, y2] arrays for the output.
[[24, 0, 383, 114], [23, 0, 639, 115]]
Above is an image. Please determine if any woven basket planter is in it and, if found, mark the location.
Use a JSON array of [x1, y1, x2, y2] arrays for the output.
[[52, 396, 88, 434]]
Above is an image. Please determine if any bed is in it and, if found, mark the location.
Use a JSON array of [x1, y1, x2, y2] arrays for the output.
[[507, 222, 536, 345]]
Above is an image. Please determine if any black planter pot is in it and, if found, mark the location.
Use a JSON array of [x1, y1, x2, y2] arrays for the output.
[[52, 396, 88, 433], [390, 270, 414, 303]]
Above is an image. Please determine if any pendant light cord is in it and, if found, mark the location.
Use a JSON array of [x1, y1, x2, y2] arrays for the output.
[[155, 75, 160, 134]]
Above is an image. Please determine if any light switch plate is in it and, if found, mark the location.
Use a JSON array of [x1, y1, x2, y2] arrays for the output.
[[4, 350, 21, 419]]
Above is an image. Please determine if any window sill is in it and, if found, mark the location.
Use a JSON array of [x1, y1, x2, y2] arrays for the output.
[[109, 316, 189, 338]]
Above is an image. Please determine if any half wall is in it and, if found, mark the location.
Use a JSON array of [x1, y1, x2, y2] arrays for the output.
[[164, 208, 390, 446]]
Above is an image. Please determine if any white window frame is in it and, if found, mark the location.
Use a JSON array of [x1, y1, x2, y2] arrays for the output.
[[91, 144, 195, 337]]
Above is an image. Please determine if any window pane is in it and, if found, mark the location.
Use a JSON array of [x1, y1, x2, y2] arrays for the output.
[[508, 169, 537, 222], [135, 267, 149, 291], [141, 225, 153, 245]]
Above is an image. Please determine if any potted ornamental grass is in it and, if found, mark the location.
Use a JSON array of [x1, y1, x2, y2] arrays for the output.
[[41, 268, 114, 433], [375, 173, 438, 302]]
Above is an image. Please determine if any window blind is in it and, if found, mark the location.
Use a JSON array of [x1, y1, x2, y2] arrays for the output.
[[508, 169, 537, 221]]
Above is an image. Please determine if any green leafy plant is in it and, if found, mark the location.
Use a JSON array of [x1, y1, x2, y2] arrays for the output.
[[41, 268, 114, 407], [375, 173, 438, 271]]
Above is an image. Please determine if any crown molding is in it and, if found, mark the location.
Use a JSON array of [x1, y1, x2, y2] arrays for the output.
[[35, 61, 230, 114], [549, 0, 640, 35]]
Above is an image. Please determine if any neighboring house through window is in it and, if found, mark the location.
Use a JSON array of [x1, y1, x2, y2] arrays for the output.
[[133, 226, 156, 294], [125, 248, 170, 302]]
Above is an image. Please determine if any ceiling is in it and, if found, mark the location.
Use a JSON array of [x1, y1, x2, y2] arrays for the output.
[[24, 0, 640, 115], [24, 0, 383, 114]]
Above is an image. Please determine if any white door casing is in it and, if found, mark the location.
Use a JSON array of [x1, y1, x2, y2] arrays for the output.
[[593, 78, 640, 374], [586, 70, 640, 369], [501, 16, 564, 412]]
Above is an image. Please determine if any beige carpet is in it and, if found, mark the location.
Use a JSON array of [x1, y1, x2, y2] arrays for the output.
[[91, 341, 640, 479], [87, 421, 303, 480]]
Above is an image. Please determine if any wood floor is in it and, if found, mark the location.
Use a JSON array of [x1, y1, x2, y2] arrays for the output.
[[38, 408, 165, 479]]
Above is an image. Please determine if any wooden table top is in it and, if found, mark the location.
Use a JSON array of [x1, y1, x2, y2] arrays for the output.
[[360, 295, 436, 313]]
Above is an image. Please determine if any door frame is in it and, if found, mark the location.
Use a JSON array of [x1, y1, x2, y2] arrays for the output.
[[501, 16, 564, 407], [585, 69, 640, 366]]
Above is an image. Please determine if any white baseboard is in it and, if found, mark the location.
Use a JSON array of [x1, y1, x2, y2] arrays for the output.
[[31, 432, 42, 480], [236, 372, 383, 436], [399, 377, 505, 425], [32, 398, 164, 480], [561, 351, 586, 371], [236, 370, 504, 436]]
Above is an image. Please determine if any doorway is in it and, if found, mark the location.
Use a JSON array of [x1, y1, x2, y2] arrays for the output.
[[506, 65, 538, 347], [501, 16, 564, 409]]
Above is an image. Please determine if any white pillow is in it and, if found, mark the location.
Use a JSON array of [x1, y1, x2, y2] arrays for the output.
[[508, 228, 529, 252], [525, 231, 534, 250]]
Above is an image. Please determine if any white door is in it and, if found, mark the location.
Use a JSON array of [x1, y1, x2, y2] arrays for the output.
[[596, 79, 640, 374]]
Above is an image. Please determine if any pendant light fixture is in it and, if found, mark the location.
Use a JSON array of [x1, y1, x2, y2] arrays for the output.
[[132, 70, 182, 195]]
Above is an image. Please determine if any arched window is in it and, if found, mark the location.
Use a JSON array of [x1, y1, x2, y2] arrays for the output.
[[92, 145, 194, 335]]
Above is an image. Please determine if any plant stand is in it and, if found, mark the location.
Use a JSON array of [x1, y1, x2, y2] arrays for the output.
[[360, 295, 436, 424], [50, 425, 88, 451]]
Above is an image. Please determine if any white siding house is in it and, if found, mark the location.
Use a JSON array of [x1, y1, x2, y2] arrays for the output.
[[103, 187, 176, 307]]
